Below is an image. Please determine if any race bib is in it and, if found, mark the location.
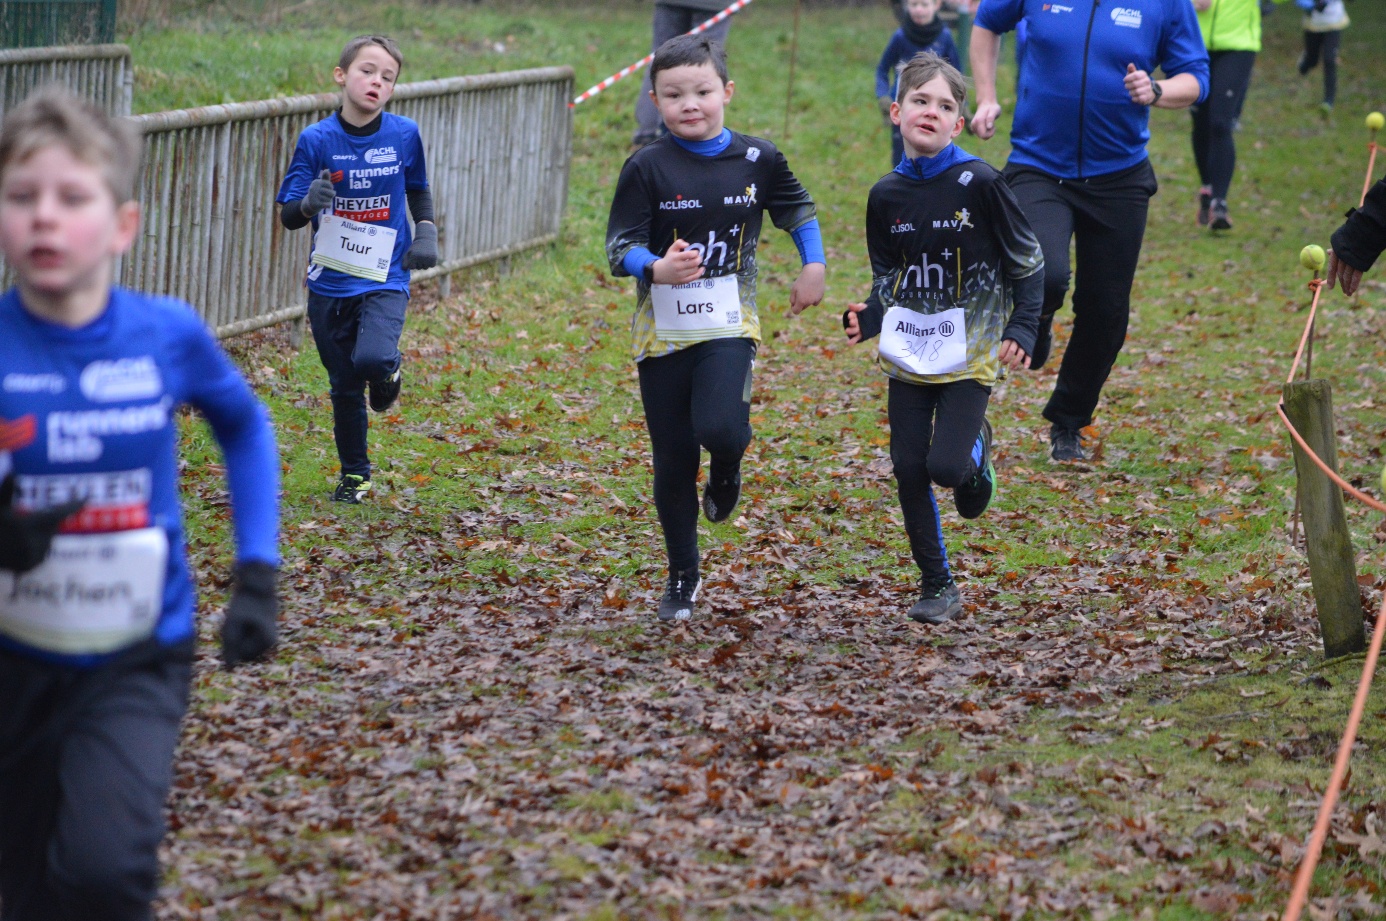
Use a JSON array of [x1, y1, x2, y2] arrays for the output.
[[0, 527, 168, 655], [650, 275, 744, 343], [879, 305, 968, 376], [311, 213, 397, 282]]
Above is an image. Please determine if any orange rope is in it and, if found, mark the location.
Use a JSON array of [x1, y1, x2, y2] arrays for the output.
[[1276, 248, 1386, 920], [1361, 140, 1378, 209], [1280, 592, 1386, 921]]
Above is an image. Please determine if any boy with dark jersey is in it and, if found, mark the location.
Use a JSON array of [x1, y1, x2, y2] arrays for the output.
[[845, 53, 1042, 624], [606, 34, 826, 623], [0, 89, 280, 920], [277, 34, 437, 504]]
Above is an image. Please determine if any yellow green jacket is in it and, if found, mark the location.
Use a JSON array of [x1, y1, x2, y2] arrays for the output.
[[1197, 0, 1288, 51]]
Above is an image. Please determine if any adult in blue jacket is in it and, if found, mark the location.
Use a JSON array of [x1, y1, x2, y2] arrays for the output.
[[969, 0, 1209, 462]]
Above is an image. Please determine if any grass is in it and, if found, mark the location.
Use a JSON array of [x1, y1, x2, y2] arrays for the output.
[[111, 1, 1386, 917]]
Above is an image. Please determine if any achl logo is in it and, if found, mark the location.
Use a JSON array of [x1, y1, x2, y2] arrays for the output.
[[79, 357, 163, 402], [364, 147, 398, 165], [1111, 7, 1142, 27]]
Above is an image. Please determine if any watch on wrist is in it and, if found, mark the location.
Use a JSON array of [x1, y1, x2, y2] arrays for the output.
[[1150, 80, 1163, 105]]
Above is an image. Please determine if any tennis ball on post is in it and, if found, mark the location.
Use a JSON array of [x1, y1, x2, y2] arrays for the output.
[[1367, 111, 1385, 132], [1300, 244, 1326, 272]]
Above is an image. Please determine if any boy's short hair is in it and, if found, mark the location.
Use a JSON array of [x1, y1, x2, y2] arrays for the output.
[[649, 34, 729, 88], [895, 51, 968, 108], [0, 87, 142, 203], [339, 35, 404, 73]]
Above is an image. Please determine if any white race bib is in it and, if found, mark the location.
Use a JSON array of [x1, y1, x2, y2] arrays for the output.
[[311, 213, 397, 282], [0, 527, 168, 655], [650, 275, 744, 343], [879, 305, 968, 376]]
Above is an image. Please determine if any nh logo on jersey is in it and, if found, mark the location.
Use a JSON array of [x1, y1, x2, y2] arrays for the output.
[[686, 228, 738, 268], [890, 218, 916, 234], [900, 251, 950, 290], [724, 184, 757, 206], [658, 195, 702, 211], [0, 415, 37, 452], [364, 147, 398, 164], [932, 208, 974, 231], [1111, 7, 1142, 26], [745, 147, 761, 162]]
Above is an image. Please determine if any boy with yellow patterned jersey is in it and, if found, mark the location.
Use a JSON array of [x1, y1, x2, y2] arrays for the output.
[[845, 53, 1042, 624], [605, 33, 826, 623]]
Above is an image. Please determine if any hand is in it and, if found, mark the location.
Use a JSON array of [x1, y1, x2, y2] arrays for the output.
[[651, 238, 705, 285], [221, 561, 278, 669], [788, 263, 825, 315], [999, 338, 1031, 370], [301, 168, 336, 218], [1192, 0, 1212, 10], [970, 102, 1002, 140], [843, 302, 866, 344], [0, 475, 85, 574], [404, 221, 438, 270], [1325, 249, 1364, 296], [1124, 64, 1157, 106]]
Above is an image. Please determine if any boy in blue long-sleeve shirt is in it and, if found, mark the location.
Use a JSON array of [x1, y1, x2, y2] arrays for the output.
[[876, 0, 961, 166]]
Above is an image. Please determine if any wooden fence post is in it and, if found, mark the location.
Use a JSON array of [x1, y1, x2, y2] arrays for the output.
[[1283, 379, 1367, 658]]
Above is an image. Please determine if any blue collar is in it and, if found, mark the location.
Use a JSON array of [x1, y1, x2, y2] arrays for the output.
[[671, 128, 732, 157], [894, 142, 982, 181]]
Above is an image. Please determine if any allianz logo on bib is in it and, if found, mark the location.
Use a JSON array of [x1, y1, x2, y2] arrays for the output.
[[659, 195, 701, 211], [1111, 7, 1142, 27], [80, 357, 162, 403], [364, 147, 398, 164]]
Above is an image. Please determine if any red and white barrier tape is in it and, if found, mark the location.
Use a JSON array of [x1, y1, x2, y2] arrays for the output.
[[570, 0, 755, 107]]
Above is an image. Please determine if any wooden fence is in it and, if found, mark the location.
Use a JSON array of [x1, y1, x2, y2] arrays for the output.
[[2, 65, 574, 338], [0, 43, 131, 117]]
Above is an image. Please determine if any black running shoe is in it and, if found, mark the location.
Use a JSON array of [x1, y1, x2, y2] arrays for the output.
[[368, 365, 402, 413], [1209, 199, 1232, 232], [908, 577, 962, 625], [954, 418, 995, 520], [1050, 426, 1087, 462], [657, 570, 701, 623], [702, 471, 741, 523], [1197, 186, 1212, 227], [332, 474, 371, 504], [1030, 311, 1057, 370]]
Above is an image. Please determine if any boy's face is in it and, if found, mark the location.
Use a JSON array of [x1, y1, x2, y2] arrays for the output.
[[650, 63, 734, 143], [334, 44, 399, 123], [906, 0, 940, 25], [0, 144, 138, 304], [892, 73, 964, 158]]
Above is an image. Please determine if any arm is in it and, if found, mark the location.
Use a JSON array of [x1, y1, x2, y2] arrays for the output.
[[844, 191, 891, 344], [969, 26, 1003, 138], [765, 148, 825, 313], [1327, 178, 1386, 294], [788, 219, 827, 315], [1124, 65, 1204, 109], [403, 187, 438, 270], [989, 176, 1044, 359], [605, 158, 655, 278], [875, 35, 899, 102]]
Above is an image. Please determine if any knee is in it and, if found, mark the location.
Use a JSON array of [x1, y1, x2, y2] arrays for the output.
[[352, 352, 395, 383], [698, 420, 749, 459], [891, 454, 931, 492], [928, 453, 974, 490], [1042, 271, 1070, 311]]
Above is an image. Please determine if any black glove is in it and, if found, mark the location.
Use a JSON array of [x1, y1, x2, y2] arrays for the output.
[[300, 168, 336, 218], [221, 561, 278, 669], [404, 221, 439, 270], [0, 475, 84, 574]]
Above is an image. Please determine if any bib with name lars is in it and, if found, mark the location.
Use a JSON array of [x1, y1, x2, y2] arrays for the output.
[[276, 112, 429, 298], [606, 132, 817, 361], [865, 159, 1043, 386]]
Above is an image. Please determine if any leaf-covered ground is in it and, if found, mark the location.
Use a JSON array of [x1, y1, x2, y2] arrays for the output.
[[135, 1, 1386, 918]]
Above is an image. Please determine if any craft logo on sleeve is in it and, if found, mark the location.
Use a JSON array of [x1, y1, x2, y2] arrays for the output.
[[1111, 7, 1142, 27], [79, 357, 163, 403]]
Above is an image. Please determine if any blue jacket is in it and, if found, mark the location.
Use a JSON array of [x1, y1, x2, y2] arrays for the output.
[[975, 0, 1209, 179], [875, 27, 962, 101]]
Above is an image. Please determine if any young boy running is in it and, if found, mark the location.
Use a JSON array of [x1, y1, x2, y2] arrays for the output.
[[844, 53, 1042, 624], [0, 89, 280, 920], [606, 34, 826, 623], [277, 34, 437, 504]]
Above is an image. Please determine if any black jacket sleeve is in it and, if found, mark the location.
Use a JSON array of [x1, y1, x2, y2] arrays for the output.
[[280, 200, 310, 230], [605, 156, 654, 278], [852, 186, 893, 342], [988, 173, 1045, 355], [1331, 178, 1386, 273]]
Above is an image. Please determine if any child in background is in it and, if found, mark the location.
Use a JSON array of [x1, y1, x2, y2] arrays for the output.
[[606, 34, 826, 623], [1295, 0, 1349, 116], [0, 88, 280, 920], [844, 53, 1042, 624], [276, 34, 438, 504], [876, 0, 961, 167]]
